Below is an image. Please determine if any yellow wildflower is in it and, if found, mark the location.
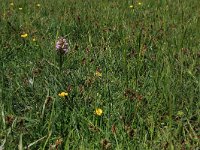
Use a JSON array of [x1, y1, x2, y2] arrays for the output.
[[10, 3, 14, 6], [21, 33, 28, 38], [129, 5, 134, 8], [58, 92, 68, 97], [95, 108, 103, 116], [32, 38, 36, 42], [19, 8, 22, 10], [138, 2, 142, 5], [95, 71, 102, 77], [36, 4, 41, 7]]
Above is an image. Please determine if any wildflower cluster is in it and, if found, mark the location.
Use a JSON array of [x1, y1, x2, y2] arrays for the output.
[[56, 37, 69, 54]]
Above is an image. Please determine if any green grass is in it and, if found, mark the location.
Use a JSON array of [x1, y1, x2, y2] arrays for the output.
[[0, 0, 199, 149]]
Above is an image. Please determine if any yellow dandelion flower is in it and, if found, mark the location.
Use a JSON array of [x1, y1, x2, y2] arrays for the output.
[[21, 33, 28, 38], [138, 2, 142, 5], [10, 3, 14, 6], [58, 92, 68, 97], [129, 5, 134, 8], [95, 71, 102, 77], [19, 8, 23, 10], [36, 4, 41, 7], [32, 38, 36, 42], [95, 108, 103, 116]]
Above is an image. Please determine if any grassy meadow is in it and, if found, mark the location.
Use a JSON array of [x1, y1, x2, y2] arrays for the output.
[[0, 0, 200, 149]]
